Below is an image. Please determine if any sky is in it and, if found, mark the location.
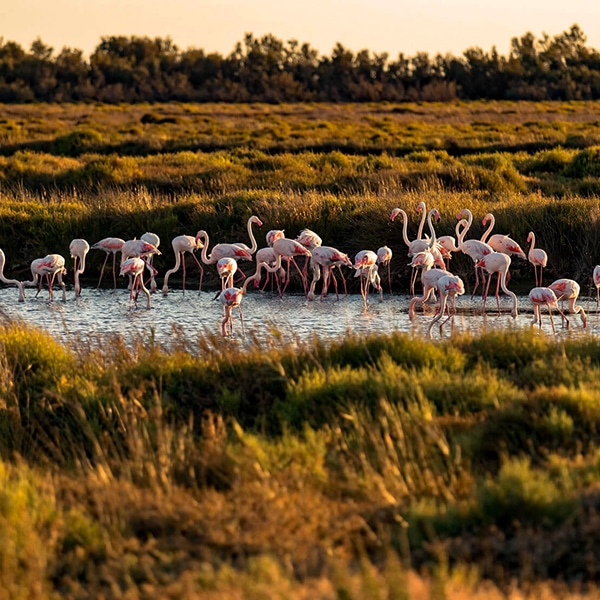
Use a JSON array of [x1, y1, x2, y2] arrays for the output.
[[2, 0, 600, 59]]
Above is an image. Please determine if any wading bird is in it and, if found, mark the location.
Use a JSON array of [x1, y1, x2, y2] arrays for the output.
[[427, 274, 465, 338], [92, 237, 125, 289], [120, 257, 155, 309], [478, 252, 518, 317], [548, 278, 587, 328], [69, 238, 90, 298], [527, 231, 548, 287], [0, 249, 25, 301], [529, 286, 568, 334], [26, 254, 67, 302], [162, 233, 205, 295]]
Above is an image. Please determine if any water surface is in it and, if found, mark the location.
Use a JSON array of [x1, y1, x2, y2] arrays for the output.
[[0, 285, 595, 350]]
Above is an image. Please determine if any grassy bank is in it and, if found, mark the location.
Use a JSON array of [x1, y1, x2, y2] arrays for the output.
[[1, 322, 600, 597], [2, 101, 600, 287]]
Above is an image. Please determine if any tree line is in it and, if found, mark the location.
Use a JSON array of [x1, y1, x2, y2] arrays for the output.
[[1, 24, 599, 103]]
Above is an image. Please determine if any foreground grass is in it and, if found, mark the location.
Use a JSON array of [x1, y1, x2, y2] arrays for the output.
[[2, 322, 600, 597]]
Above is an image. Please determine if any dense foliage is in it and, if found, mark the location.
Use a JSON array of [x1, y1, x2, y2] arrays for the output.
[[1, 25, 600, 102], [1, 324, 600, 597]]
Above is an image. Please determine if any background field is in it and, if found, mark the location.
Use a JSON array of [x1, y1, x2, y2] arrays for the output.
[[2, 101, 600, 598]]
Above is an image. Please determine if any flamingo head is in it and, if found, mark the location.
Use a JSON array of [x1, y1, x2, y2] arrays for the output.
[[456, 209, 468, 220], [432, 208, 441, 222], [527, 232, 533, 243], [415, 202, 426, 215], [195, 230, 207, 243], [390, 208, 401, 222], [266, 229, 285, 246], [252, 216, 263, 227]]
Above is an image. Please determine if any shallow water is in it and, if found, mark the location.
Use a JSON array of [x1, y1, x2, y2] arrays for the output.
[[0, 284, 595, 349]]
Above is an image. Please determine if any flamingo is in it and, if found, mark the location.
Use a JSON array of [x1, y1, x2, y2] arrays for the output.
[[456, 209, 493, 297], [216, 257, 238, 290], [307, 246, 353, 301], [200, 216, 262, 280], [69, 238, 90, 298], [548, 278, 587, 328], [196, 230, 253, 273], [91, 237, 125, 289], [527, 231, 548, 287], [120, 257, 154, 309], [593, 265, 600, 313], [26, 254, 67, 302], [162, 234, 205, 295], [0, 249, 25, 302], [480, 213, 526, 259], [233, 215, 263, 256], [255, 247, 286, 292], [354, 250, 382, 308], [392, 207, 442, 295], [376, 246, 393, 294], [218, 261, 284, 336], [427, 274, 465, 338], [478, 252, 518, 317], [390, 206, 438, 257], [140, 232, 161, 292], [407, 252, 452, 320], [269, 237, 312, 296], [529, 287, 568, 334]]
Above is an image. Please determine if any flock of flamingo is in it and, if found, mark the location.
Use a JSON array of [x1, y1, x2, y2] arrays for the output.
[[0, 202, 598, 337]]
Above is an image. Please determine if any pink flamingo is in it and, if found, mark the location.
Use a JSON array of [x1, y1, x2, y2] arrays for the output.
[[26, 254, 67, 302], [255, 229, 287, 291], [390, 204, 435, 257], [456, 209, 493, 297], [377, 246, 393, 294], [269, 237, 312, 296], [196, 230, 253, 276], [233, 215, 263, 257], [0, 249, 25, 302], [216, 257, 238, 290], [199, 216, 262, 280], [427, 274, 465, 338], [120, 257, 154, 309], [529, 287, 568, 333], [255, 247, 286, 292], [393, 207, 442, 295], [478, 252, 518, 317], [162, 234, 205, 295], [354, 250, 382, 308], [407, 252, 452, 320], [307, 246, 353, 301], [69, 238, 89, 298], [218, 262, 283, 336], [593, 265, 600, 313], [140, 232, 160, 292], [480, 213, 526, 259], [527, 231, 548, 286], [91, 237, 125, 289], [548, 278, 587, 327]]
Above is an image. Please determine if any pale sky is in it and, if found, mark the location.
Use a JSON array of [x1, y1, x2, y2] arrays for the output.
[[2, 0, 600, 59]]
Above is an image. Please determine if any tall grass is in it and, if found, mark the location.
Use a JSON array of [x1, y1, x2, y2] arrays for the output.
[[1, 323, 600, 595]]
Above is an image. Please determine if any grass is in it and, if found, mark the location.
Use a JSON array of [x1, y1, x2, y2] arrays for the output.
[[0, 322, 600, 596], [2, 99, 600, 596]]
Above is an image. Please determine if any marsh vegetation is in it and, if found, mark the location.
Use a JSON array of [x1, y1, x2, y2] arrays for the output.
[[2, 100, 600, 597]]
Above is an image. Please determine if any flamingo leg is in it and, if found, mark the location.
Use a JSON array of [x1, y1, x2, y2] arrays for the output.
[[96, 253, 109, 288], [387, 262, 392, 295], [111, 252, 118, 290]]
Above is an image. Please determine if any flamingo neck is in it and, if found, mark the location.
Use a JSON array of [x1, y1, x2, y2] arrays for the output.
[[416, 203, 427, 239], [481, 214, 495, 243], [458, 210, 473, 245], [246, 218, 258, 254]]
